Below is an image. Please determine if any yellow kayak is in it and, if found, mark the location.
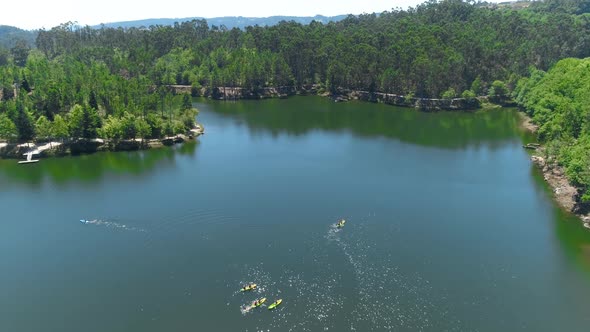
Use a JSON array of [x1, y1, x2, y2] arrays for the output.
[[252, 297, 266, 307], [240, 283, 257, 292], [268, 299, 282, 310]]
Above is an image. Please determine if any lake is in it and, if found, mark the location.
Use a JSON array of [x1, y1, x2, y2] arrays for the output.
[[1, 96, 590, 331]]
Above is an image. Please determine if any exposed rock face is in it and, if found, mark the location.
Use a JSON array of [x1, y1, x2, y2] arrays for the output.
[[113, 140, 142, 151], [199, 86, 297, 100], [166, 85, 192, 94], [346, 89, 480, 111], [0, 141, 67, 158], [518, 112, 539, 132], [351, 89, 479, 111], [160, 134, 187, 146], [0, 125, 205, 160], [520, 113, 589, 229], [352, 91, 411, 106], [531, 154, 590, 227], [174, 85, 482, 111], [70, 139, 104, 154]]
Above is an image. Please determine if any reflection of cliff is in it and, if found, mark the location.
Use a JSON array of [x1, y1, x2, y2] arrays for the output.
[[201, 96, 523, 149], [0, 141, 199, 188], [529, 165, 590, 271]]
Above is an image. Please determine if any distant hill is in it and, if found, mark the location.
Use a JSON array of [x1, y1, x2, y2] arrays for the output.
[[95, 15, 348, 29], [0, 25, 36, 49], [0, 15, 347, 49]]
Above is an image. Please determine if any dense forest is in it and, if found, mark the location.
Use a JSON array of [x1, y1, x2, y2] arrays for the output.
[[514, 57, 590, 204], [0, 0, 589, 155]]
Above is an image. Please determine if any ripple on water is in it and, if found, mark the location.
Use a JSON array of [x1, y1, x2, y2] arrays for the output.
[[328, 216, 462, 331], [229, 215, 462, 331], [79, 218, 147, 232], [142, 207, 239, 245], [228, 261, 345, 331]]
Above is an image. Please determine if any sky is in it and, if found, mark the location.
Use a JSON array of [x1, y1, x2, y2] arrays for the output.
[[2, 0, 508, 30]]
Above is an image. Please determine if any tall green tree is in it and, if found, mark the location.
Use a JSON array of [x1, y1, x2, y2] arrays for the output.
[[68, 104, 101, 139], [35, 115, 52, 141], [136, 117, 151, 142], [89, 90, 99, 110], [10, 39, 30, 67], [120, 112, 137, 139], [100, 116, 123, 141], [0, 113, 17, 141], [13, 102, 35, 141], [488, 80, 508, 96], [181, 93, 192, 111], [51, 114, 69, 142]]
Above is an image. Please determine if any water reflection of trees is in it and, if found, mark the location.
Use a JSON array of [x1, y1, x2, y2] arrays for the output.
[[202, 97, 527, 150], [0, 141, 199, 189], [553, 206, 590, 276], [530, 166, 590, 275]]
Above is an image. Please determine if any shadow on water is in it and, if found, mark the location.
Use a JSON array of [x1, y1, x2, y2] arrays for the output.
[[530, 165, 590, 274], [0, 141, 199, 189], [554, 208, 590, 275], [197, 96, 527, 150]]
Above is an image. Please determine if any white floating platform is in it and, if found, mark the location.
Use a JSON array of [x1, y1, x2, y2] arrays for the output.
[[18, 160, 39, 164]]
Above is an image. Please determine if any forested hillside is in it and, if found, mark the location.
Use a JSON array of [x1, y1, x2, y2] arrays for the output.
[[30, 0, 590, 97], [0, 0, 589, 143], [514, 57, 590, 203], [0, 25, 36, 49]]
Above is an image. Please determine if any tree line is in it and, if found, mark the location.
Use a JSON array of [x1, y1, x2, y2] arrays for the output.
[[514, 57, 590, 205], [0, 52, 198, 142], [0, 0, 589, 143]]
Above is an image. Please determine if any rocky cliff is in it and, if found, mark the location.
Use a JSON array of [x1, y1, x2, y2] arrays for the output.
[[0, 126, 204, 160], [174, 85, 484, 111]]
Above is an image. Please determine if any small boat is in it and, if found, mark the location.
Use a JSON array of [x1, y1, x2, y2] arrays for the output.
[[336, 219, 346, 228], [80, 219, 89, 224], [240, 283, 257, 292], [18, 151, 40, 164], [268, 299, 282, 310], [18, 159, 39, 164], [252, 297, 266, 307], [522, 142, 541, 150]]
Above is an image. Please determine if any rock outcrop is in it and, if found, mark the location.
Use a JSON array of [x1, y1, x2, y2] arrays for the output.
[[531, 154, 590, 227], [0, 126, 204, 160], [198, 86, 297, 100], [169, 84, 484, 111]]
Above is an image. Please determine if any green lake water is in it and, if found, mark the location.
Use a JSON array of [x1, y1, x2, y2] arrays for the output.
[[1, 96, 590, 331]]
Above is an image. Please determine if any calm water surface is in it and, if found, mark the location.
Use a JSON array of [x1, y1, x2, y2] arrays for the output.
[[1, 96, 590, 332]]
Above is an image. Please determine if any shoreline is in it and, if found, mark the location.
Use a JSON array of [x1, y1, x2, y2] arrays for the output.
[[520, 113, 590, 230], [0, 125, 204, 161], [173, 85, 515, 112], [517, 111, 539, 132]]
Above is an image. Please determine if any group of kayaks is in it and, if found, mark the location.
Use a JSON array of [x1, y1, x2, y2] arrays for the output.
[[239, 219, 345, 313], [251, 297, 283, 309], [240, 283, 282, 310]]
